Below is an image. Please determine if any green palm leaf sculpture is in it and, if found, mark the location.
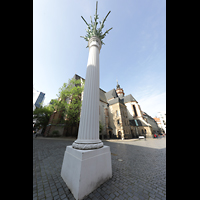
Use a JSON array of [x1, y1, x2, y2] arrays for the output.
[[80, 1, 113, 47]]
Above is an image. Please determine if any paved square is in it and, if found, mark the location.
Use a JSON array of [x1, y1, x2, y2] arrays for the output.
[[33, 137, 166, 200]]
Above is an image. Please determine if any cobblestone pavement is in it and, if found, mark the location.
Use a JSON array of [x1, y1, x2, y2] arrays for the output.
[[33, 137, 166, 200]]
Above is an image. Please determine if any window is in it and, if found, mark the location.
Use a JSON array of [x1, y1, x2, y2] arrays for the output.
[[136, 119, 142, 126], [116, 110, 118, 116], [132, 105, 138, 117], [117, 119, 120, 125]]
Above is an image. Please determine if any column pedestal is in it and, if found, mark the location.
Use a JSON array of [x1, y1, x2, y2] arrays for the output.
[[61, 145, 112, 200]]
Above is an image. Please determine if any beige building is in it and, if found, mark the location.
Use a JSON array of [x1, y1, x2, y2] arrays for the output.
[[98, 79, 155, 139], [74, 74, 158, 139], [46, 74, 159, 139]]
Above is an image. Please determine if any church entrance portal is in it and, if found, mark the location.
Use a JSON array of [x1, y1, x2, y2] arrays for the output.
[[109, 131, 112, 139], [118, 131, 122, 139]]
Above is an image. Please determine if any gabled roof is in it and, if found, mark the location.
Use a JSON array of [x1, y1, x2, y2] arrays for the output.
[[129, 119, 151, 127], [109, 97, 125, 105], [99, 89, 107, 103], [105, 89, 138, 106], [123, 94, 137, 103], [73, 74, 85, 81], [143, 112, 154, 120], [105, 89, 118, 101], [136, 119, 151, 127]]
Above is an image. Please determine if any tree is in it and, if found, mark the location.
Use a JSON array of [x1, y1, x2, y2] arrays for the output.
[[33, 104, 54, 133], [99, 121, 104, 133], [53, 78, 85, 126]]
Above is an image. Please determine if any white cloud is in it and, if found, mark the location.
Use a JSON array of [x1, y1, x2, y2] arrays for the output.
[[138, 91, 166, 117]]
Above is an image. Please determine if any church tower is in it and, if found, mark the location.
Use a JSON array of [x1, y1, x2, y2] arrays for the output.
[[116, 80, 125, 98]]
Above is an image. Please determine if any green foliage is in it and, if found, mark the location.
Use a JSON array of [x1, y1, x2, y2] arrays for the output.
[[53, 78, 85, 126], [52, 130, 60, 137], [34, 78, 84, 132], [33, 104, 54, 130], [99, 121, 104, 133], [80, 1, 112, 46]]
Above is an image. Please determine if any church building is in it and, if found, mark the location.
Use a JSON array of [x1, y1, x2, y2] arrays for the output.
[[99, 79, 153, 139], [45, 74, 159, 139]]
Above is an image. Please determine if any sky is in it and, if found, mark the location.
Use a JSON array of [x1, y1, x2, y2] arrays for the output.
[[33, 0, 166, 118]]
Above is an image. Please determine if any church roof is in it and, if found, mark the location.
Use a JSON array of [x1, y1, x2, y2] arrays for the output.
[[129, 119, 151, 127], [136, 119, 151, 127], [105, 89, 118, 101], [99, 89, 107, 103], [104, 89, 138, 106], [109, 97, 125, 105], [122, 94, 137, 103]]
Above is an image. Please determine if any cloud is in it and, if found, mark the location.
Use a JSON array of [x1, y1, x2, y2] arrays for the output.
[[137, 91, 166, 117]]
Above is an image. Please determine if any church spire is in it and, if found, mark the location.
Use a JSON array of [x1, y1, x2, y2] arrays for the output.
[[116, 80, 125, 97], [116, 79, 120, 89]]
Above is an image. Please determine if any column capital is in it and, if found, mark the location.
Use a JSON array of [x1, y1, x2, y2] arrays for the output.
[[88, 36, 102, 51]]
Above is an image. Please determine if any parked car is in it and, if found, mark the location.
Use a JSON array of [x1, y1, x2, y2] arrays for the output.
[[139, 135, 145, 139], [153, 134, 158, 138]]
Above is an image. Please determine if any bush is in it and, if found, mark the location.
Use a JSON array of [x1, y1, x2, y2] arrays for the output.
[[52, 130, 60, 137]]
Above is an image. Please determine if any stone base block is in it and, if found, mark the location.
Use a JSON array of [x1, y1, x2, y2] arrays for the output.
[[61, 145, 112, 200]]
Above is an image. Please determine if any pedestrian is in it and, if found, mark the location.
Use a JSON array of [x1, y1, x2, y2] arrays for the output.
[[35, 129, 40, 138]]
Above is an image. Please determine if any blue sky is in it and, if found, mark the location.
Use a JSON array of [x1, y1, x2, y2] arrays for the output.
[[33, 0, 166, 117]]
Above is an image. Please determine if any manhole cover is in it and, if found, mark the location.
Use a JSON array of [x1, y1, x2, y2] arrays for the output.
[[118, 159, 123, 162]]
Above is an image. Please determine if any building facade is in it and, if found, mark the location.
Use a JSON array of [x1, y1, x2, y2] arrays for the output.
[[143, 112, 160, 135], [45, 74, 160, 139], [33, 88, 45, 111], [153, 117, 162, 129], [157, 112, 166, 133], [103, 82, 153, 139]]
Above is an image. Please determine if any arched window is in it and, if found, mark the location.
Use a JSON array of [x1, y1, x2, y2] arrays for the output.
[[133, 105, 138, 117]]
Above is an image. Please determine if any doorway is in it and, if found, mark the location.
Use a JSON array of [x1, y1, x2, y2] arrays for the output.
[[109, 131, 112, 139], [118, 131, 122, 139]]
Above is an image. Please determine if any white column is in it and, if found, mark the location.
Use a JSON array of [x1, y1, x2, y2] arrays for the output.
[[72, 36, 103, 150]]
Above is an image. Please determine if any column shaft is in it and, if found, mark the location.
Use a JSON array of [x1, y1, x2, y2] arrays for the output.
[[72, 36, 103, 149]]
